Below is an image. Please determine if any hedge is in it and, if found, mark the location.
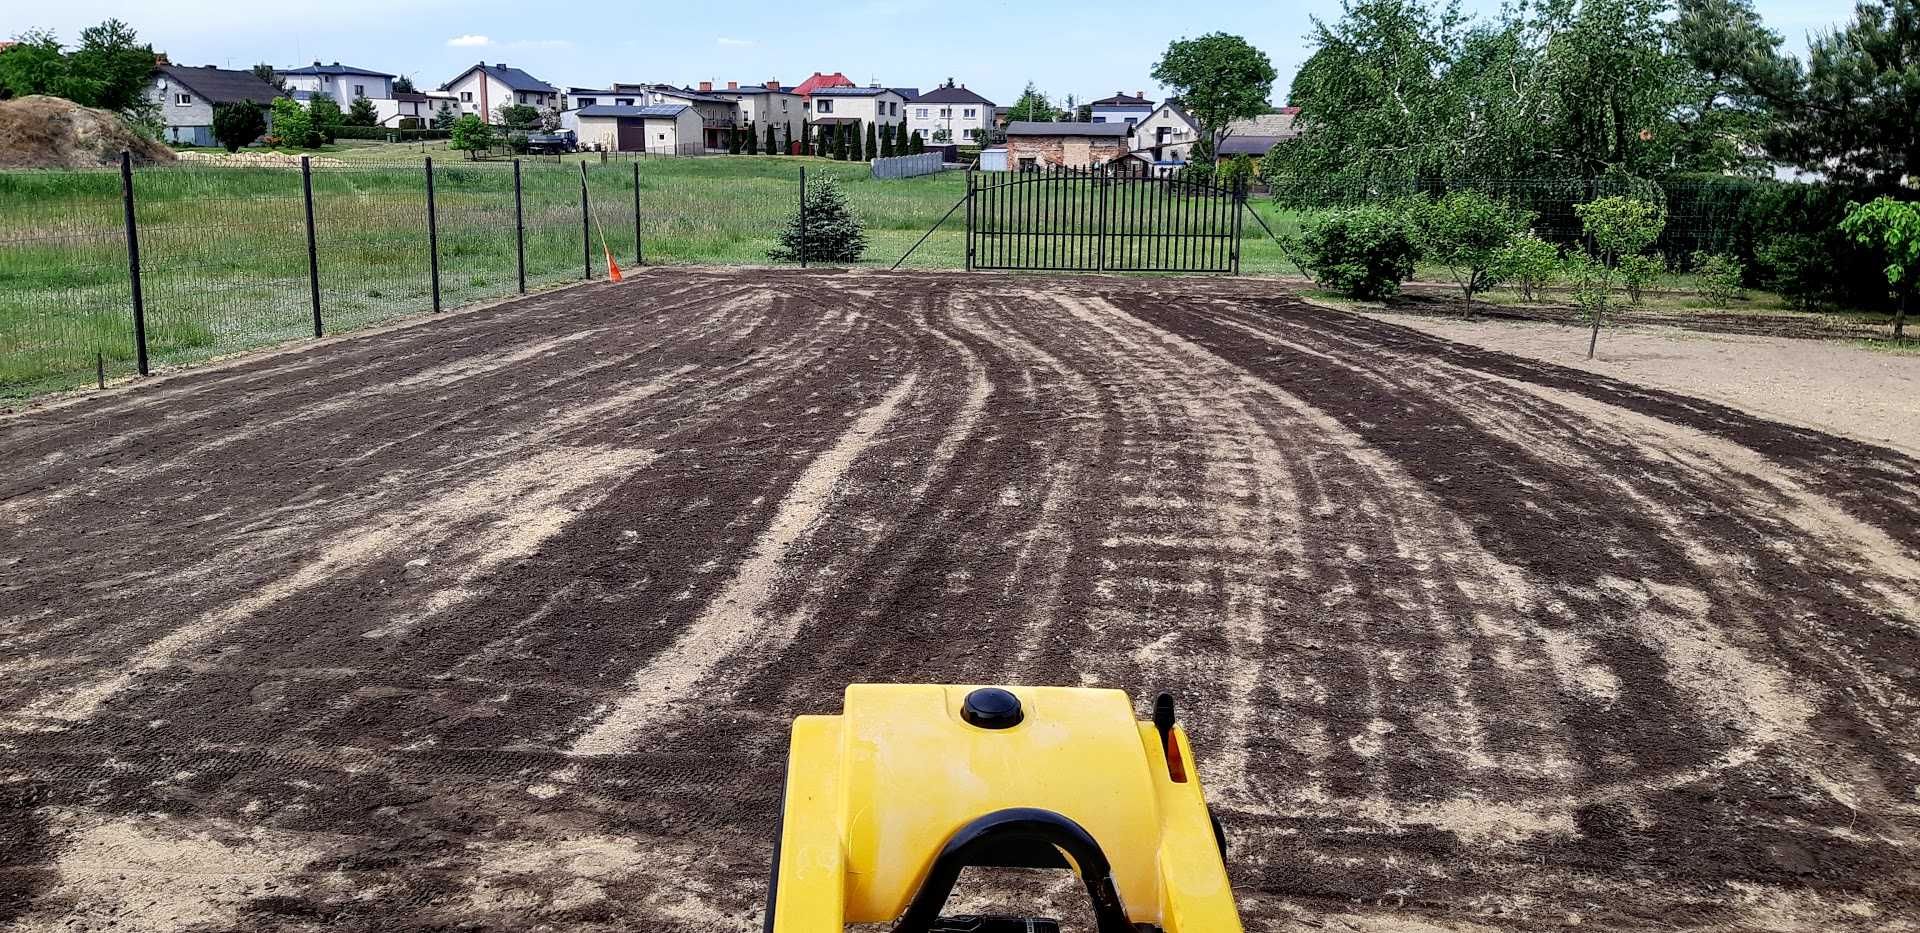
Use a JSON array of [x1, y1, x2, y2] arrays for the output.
[[327, 125, 453, 141]]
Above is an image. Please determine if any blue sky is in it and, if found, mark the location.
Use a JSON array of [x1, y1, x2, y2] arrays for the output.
[[24, 0, 1847, 107]]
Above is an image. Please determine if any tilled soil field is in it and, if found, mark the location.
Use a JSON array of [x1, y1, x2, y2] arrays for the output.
[[2, 269, 1917, 932]]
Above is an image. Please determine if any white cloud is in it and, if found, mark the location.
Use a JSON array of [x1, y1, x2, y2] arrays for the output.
[[716, 36, 755, 47], [446, 34, 491, 47]]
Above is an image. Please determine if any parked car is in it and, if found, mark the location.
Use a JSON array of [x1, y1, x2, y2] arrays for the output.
[[525, 130, 578, 154]]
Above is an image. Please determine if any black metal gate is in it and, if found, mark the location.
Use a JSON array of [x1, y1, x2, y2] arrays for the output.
[[966, 166, 1244, 273]]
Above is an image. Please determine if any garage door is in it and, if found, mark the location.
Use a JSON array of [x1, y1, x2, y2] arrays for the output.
[[616, 118, 646, 152]]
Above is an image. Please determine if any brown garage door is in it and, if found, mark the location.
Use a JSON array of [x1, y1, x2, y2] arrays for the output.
[[616, 118, 645, 152]]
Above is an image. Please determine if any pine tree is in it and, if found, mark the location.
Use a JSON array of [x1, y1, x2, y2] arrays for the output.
[[746, 121, 759, 154], [908, 130, 925, 154], [865, 120, 877, 161], [880, 123, 894, 158], [728, 124, 741, 155], [766, 121, 778, 155], [769, 174, 868, 263], [799, 122, 812, 156], [833, 124, 848, 161]]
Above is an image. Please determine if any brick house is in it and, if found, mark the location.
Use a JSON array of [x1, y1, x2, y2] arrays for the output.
[[1004, 122, 1134, 170]]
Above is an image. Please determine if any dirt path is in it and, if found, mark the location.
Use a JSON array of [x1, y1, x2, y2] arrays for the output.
[[1, 270, 1916, 932]]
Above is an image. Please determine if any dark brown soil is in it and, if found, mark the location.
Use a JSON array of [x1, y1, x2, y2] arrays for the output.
[[1, 269, 1915, 932]]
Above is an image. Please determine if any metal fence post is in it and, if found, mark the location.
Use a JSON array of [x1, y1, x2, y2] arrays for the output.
[[964, 167, 975, 271], [301, 156, 322, 336], [425, 157, 441, 313], [119, 151, 149, 376], [632, 161, 644, 266], [798, 166, 807, 268], [513, 159, 527, 294], [579, 162, 592, 280], [1230, 181, 1246, 276]]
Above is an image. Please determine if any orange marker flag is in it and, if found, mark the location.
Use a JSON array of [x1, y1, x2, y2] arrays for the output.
[[604, 248, 624, 282]]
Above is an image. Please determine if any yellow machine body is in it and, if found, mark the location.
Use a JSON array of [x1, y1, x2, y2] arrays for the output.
[[766, 683, 1242, 932]]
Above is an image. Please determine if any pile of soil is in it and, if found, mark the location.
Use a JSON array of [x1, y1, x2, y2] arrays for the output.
[[0, 95, 176, 169]]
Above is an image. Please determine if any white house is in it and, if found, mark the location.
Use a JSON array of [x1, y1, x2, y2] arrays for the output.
[[711, 81, 806, 149], [278, 62, 393, 107], [440, 62, 559, 121], [378, 92, 459, 128], [1089, 91, 1154, 127], [904, 80, 995, 145], [561, 104, 702, 154], [805, 86, 906, 135], [146, 64, 281, 147], [1130, 101, 1201, 173]]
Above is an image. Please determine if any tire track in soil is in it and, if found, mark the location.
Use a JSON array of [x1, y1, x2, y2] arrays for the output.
[[1119, 290, 1920, 928], [2, 271, 1915, 932]]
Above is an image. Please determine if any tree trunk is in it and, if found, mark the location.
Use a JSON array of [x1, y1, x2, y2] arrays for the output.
[[1897, 289, 1908, 340], [1588, 318, 1600, 360]]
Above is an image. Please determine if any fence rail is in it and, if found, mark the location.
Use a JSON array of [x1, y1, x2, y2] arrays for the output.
[[1, 155, 1830, 401]]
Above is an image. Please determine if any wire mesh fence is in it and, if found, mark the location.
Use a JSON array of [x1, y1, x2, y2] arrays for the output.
[[0, 152, 1816, 400]]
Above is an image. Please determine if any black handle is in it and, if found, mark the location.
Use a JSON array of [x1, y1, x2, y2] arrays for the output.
[[891, 808, 1134, 933]]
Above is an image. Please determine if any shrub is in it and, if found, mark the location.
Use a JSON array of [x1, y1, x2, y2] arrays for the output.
[[507, 131, 530, 154], [1494, 234, 1559, 302], [306, 96, 343, 143], [1618, 254, 1664, 304], [1757, 234, 1834, 310], [267, 97, 312, 149], [346, 96, 378, 127], [1297, 206, 1417, 300], [908, 130, 925, 154], [1411, 190, 1533, 303], [881, 123, 896, 158], [495, 103, 540, 131], [865, 120, 877, 162], [1219, 154, 1255, 192], [448, 114, 494, 158], [1839, 196, 1920, 338], [1568, 255, 1614, 359], [745, 121, 758, 155], [769, 175, 867, 263], [1575, 196, 1666, 267], [211, 102, 265, 153], [1694, 252, 1745, 306], [766, 121, 777, 155]]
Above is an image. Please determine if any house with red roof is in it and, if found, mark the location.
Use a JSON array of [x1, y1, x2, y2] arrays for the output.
[[791, 72, 855, 97]]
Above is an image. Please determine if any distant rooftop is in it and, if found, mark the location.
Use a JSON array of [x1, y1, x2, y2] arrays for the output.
[[280, 61, 395, 78]]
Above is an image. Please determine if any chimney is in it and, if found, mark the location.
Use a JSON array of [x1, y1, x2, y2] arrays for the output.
[[332, 61, 340, 66], [1135, 90, 1144, 98], [727, 80, 738, 90], [314, 60, 322, 67], [699, 80, 713, 92], [766, 79, 780, 90], [1115, 90, 1123, 98]]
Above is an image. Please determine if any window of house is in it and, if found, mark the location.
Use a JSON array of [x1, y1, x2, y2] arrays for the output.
[[817, 99, 832, 113], [518, 93, 527, 104], [916, 108, 928, 118], [1125, 117, 1138, 125], [1018, 157, 1037, 172], [939, 108, 951, 118], [616, 98, 633, 106], [578, 97, 598, 107], [461, 91, 473, 102], [890, 102, 899, 115], [964, 108, 975, 118], [174, 93, 191, 106], [353, 84, 365, 97]]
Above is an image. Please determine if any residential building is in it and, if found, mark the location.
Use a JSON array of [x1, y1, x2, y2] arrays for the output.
[[1089, 91, 1154, 127], [279, 62, 394, 107], [566, 84, 649, 110], [806, 86, 907, 139], [905, 79, 995, 145], [146, 64, 281, 147], [710, 81, 806, 146], [1216, 108, 1302, 162], [381, 92, 458, 128], [440, 62, 559, 121], [1004, 122, 1134, 170], [1130, 102, 1201, 173], [792, 72, 856, 96], [643, 83, 753, 150], [561, 104, 702, 154]]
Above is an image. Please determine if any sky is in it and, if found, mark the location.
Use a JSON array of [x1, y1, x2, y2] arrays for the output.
[[18, 0, 1847, 107]]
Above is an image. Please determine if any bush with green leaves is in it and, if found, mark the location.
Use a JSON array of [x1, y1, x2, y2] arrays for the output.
[[430, 107, 458, 130], [1840, 196, 1920, 338], [1568, 256, 1613, 359], [494, 103, 540, 131], [1575, 195, 1665, 265], [908, 130, 925, 154], [1493, 234, 1559, 302], [745, 121, 758, 154], [346, 96, 379, 127], [1219, 154, 1255, 192], [1410, 190, 1533, 303], [1693, 252, 1745, 307], [306, 96, 343, 144], [507, 131, 530, 154], [1296, 206, 1418, 300], [267, 97, 312, 149], [1617, 253, 1664, 304], [766, 122, 778, 155], [1756, 234, 1833, 310], [447, 114, 494, 158], [769, 175, 867, 264], [211, 102, 265, 153]]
